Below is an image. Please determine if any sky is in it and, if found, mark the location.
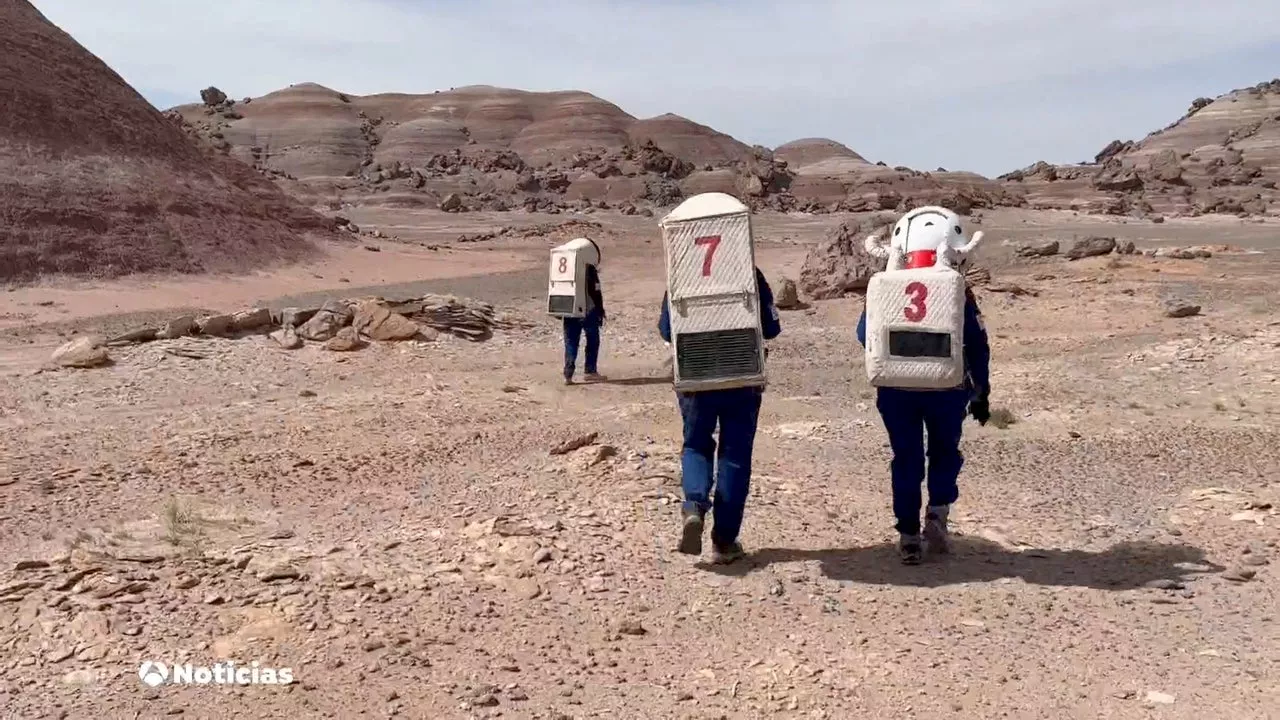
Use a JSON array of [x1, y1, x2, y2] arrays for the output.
[[30, 0, 1280, 177]]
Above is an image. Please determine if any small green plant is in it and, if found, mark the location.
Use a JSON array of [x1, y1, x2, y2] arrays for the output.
[[162, 497, 205, 550], [988, 407, 1018, 429]]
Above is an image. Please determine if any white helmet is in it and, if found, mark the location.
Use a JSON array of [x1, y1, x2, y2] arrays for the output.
[[863, 206, 984, 271]]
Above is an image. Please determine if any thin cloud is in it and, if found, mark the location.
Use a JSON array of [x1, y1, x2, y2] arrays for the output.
[[30, 0, 1280, 175]]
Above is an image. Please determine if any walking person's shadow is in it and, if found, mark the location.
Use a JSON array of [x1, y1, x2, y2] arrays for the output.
[[598, 375, 672, 387], [700, 535, 1224, 591]]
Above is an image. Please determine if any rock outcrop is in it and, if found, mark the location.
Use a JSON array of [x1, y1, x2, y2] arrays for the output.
[[168, 85, 1026, 215], [1001, 79, 1280, 218], [797, 214, 894, 299]]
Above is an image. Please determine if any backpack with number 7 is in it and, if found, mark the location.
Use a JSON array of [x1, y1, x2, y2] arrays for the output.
[[659, 192, 765, 392]]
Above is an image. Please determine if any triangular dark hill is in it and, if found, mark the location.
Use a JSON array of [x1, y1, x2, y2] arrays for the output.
[[0, 0, 334, 283]]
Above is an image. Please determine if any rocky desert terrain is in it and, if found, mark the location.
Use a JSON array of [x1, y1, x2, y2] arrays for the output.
[[2, 1, 1279, 719]]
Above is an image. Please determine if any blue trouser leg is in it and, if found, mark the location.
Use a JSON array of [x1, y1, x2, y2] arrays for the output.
[[876, 388, 927, 536], [582, 312, 601, 374], [562, 317, 582, 379], [710, 387, 763, 546], [923, 389, 969, 508], [678, 391, 718, 516]]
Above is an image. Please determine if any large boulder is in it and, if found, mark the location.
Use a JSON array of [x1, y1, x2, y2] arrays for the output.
[[774, 278, 801, 309], [200, 86, 228, 106], [797, 215, 893, 299], [51, 335, 109, 368], [1065, 237, 1117, 260], [297, 300, 352, 341], [352, 300, 421, 341]]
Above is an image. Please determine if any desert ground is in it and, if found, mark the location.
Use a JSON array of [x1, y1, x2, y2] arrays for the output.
[[1, 208, 1278, 720]]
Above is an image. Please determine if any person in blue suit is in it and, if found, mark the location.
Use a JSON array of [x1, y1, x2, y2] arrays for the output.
[[659, 267, 782, 564], [564, 263, 606, 384], [856, 280, 991, 564]]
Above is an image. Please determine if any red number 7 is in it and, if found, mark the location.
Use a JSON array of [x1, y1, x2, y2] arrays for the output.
[[694, 235, 721, 277]]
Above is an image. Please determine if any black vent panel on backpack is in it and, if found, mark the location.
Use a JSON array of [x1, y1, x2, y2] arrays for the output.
[[676, 328, 761, 381], [547, 295, 576, 315], [888, 330, 952, 358]]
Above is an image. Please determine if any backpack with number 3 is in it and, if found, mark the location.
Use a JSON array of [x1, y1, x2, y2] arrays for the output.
[[862, 206, 984, 389]]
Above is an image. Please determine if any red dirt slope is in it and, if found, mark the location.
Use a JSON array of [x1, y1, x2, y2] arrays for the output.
[[0, 0, 335, 284]]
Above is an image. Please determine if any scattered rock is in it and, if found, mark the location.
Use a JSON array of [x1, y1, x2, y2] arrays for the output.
[[298, 301, 352, 341], [797, 216, 891, 299], [196, 314, 234, 337], [51, 336, 110, 368], [1222, 567, 1257, 582], [985, 282, 1036, 297], [256, 563, 301, 582], [324, 327, 366, 352], [1163, 299, 1202, 318], [616, 619, 647, 636], [775, 278, 802, 309], [231, 307, 272, 331], [269, 326, 303, 350], [107, 327, 159, 345], [550, 432, 599, 455], [1145, 691, 1175, 705], [1014, 240, 1059, 257], [440, 193, 464, 212], [158, 315, 197, 339], [352, 300, 421, 341], [200, 86, 228, 106], [1064, 237, 1117, 260], [61, 669, 98, 686], [280, 307, 319, 328]]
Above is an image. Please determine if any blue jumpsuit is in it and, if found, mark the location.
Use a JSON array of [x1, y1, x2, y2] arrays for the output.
[[659, 268, 782, 547], [563, 264, 604, 381], [856, 286, 991, 537]]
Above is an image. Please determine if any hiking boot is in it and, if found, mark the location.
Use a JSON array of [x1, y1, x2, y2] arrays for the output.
[[677, 508, 704, 555], [899, 534, 923, 565], [583, 372, 607, 382], [923, 511, 950, 555], [711, 539, 745, 565], [563, 375, 574, 385]]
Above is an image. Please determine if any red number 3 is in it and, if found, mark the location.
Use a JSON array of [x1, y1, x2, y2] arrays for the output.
[[694, 235, 721, 276], [904, 281, 928, 322], [557, 257, 568, 274]]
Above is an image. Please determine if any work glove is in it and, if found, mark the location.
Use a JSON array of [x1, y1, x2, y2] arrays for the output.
[[969, 392, 990, 426]]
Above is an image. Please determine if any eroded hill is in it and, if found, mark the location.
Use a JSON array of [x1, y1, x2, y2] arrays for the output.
[[1002, 79, 1280, 219], [0, 0, 338, 284]]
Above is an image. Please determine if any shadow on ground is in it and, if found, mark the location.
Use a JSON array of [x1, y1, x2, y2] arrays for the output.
[[600, 375, 672, 387], [702, 535, 1224, 591]]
